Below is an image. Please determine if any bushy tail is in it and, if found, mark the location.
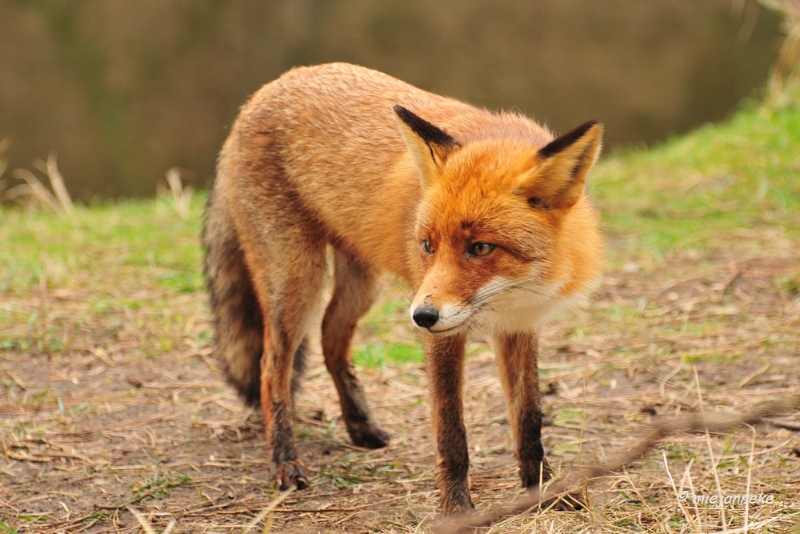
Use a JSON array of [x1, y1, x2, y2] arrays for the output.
[[202, 185, 307, 406]]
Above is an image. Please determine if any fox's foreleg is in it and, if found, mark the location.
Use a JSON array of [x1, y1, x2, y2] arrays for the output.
[[494, 331, 552, 488], [424, 334, 474, 516]]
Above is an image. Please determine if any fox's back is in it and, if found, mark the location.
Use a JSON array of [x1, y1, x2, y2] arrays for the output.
[[242, 63, 553, 171]]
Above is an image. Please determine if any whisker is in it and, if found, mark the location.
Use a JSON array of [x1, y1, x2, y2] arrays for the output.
[[469, 279, 556, 309]]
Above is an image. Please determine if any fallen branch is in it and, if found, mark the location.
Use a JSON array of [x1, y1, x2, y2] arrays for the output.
[[435, 394, 800, 533], [763, 417, 800, 431]]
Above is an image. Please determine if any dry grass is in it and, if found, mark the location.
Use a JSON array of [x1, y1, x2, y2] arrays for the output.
[[758, 0, 800, 102], [157, 168, 194, 221], [4, 152, 74, 215]]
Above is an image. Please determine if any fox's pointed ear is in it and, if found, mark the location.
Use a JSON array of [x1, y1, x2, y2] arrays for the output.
[[394, 105, 460, 189], [516, 121, 603, 210]]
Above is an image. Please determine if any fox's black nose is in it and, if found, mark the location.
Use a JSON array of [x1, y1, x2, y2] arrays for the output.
[[412, 306, 439, 329]]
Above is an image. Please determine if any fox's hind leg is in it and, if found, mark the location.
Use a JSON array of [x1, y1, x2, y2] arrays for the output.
[[321, 249, 390, 448], [493, 331, 553, 489], [231, 202, 327, 490], [255, 239, 326, 490]]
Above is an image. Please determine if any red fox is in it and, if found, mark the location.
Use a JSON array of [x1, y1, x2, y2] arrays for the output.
[[203, 63, 603, 516]]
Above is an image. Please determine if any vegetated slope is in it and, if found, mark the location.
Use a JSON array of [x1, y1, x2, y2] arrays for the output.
[[0, 101, 798, 533]]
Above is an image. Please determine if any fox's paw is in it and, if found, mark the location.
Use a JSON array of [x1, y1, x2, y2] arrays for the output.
[[276, 459, 310, 491], [519, 459, 585, 511], [346, 420, 390, 449], [519, 457, 553, 489], [552, 491, 584, 511], [440, 486, 475, 517], [533, 488, 585, 511]]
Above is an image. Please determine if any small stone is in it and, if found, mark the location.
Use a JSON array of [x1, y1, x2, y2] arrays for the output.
[[125, 376, 143, 388], [641, 405, 657, 416]]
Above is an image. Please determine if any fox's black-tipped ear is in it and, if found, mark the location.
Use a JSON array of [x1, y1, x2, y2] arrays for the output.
[[515, 121, 603, 210], [539, 121, 600, 159], [394, 105, 460, 189]]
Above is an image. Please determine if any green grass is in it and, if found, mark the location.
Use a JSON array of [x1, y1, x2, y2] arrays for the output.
[[591, 101, 800, 256], [353, 342, 425, 368], [0, 197, 203, 296], [126, 469, 191, 504], [0, 521, 21, 534]]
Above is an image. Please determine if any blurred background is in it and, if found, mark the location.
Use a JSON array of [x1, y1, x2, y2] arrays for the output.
[[0, 0, 784, 199]]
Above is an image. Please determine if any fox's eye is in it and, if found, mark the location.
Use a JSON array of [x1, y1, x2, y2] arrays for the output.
[[422, 240, 434, 255], [469, 242, 495, 257]]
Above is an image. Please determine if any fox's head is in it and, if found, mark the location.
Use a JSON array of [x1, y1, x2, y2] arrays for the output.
[[394, 105, 604, 336]]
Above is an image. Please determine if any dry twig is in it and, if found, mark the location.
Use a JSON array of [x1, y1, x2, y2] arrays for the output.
[[242, 487, 296, 533]]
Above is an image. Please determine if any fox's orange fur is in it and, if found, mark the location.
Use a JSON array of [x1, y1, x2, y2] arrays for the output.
[[203, 63, 603, 515]]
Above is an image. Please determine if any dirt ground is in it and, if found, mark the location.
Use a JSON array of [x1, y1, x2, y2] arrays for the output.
[[1, 230, 799, 533]]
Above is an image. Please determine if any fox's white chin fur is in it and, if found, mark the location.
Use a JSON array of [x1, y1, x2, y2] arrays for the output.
[[472, 277, 575, 334]]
